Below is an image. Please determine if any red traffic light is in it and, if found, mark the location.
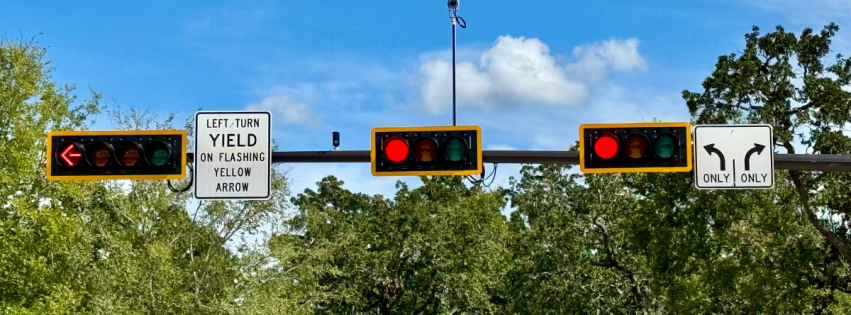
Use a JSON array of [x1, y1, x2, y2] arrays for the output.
[[57, 142, 83, 167], [384, 137, 409, 163], [593, 135, 618, 160], [580, 123, 693, 174], [47, 130, 187, 181], [371, 126, 482, 177]]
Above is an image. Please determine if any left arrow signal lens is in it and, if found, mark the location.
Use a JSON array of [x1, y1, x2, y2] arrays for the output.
[[56, 142, 83, 167]]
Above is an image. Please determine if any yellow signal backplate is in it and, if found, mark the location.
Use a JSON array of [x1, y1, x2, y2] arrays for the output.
[[46, 130, 187, 181], [371, 126, 483, 177], [579, 122, 693, 174]]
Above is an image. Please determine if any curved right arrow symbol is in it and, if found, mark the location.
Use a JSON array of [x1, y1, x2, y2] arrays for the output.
[[704, 143, 726, 171], [744, 143, 766, 171]]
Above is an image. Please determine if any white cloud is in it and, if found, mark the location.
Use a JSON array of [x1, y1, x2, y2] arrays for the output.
[[246, 94, 318, 125], [419, 36, 646, 114], [566, 38, 647, 82]]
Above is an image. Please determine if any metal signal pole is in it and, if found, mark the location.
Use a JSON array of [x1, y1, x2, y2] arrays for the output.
[[452, 13, 456, 126], [185, 151, 851, 172], [448, 0, 465, 126]]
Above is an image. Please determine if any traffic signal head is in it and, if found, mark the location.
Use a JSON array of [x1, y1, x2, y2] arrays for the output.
[[47, 130, 187, 180], [579, 122, 692, 174], [371, 126, 482, 176]]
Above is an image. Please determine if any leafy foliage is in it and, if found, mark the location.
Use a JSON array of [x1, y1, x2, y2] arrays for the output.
[[0, 38, 288, 314], [254, 176, 508, 314], [682, 23, 851, 312], [4, 22, 851, 314]]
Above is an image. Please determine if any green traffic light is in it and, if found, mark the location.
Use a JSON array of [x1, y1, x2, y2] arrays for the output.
[[443, 137, 467, 162], [653, 133, 678, 159], [150, 149, 169, 165], [145, 141, 171, 166]]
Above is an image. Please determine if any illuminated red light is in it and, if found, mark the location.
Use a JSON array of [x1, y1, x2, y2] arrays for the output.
[[593, 135, 618, 159], [384, 137, 409, 163], [57, 143, 83, 167]]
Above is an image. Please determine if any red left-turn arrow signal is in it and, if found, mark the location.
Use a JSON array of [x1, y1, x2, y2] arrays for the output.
[[58, 143, 83, 167]]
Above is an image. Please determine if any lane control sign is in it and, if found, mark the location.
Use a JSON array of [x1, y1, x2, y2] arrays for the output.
[[194, 111, 272, 200], [693, 124, 774, 190]]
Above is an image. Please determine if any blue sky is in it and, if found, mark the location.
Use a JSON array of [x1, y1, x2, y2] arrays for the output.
[[3, 0, 849, 199]]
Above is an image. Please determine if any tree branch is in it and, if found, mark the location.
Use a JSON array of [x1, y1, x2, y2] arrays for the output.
[[789, 166, 851, 267], [414, 269, 440, 315], [592, 212, 645, 308]]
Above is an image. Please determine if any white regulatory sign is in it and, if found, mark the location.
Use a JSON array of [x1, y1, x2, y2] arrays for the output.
[[693, 124, 774, 189], [194, 111, 272, 200]]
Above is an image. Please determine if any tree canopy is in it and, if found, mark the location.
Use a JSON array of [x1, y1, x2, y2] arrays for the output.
[[2, 22, 851, 314]]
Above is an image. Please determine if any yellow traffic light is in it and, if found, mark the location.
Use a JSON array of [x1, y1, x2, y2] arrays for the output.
[[371, 126, 482, 176], [579, 122, 692, 174], [47, 130, 187, 180]]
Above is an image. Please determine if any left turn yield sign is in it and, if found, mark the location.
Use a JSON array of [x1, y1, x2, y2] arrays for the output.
[[194, 111, 272, 200]]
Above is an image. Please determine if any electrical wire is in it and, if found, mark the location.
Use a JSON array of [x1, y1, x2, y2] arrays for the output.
[[456, 16, 467, 28], [467, 163, 498, 187], [466, 175, 480, 185], [167, 162, 194, 193], [483, 164, 498, 188], [450, 6, 467, 28], [466, 164, 485, 184]]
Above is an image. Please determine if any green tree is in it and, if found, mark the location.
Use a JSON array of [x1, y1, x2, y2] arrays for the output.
[[505, 24, 851, 311], [504, 166, 834, 313], [683, 23, 851, 310], [0, 37, 103, 314], [626, 171, 826, 313], [255, 176, 509, 314], [0, 38, 290, 314], [683, 23, 851, 264], [503, 166, 657, 314]]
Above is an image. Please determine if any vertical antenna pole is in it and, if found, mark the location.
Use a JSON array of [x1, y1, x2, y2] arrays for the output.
[[452, 16, 457, 126]]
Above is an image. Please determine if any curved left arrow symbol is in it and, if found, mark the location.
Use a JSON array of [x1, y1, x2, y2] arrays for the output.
[[704, 143, 726, 171]]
